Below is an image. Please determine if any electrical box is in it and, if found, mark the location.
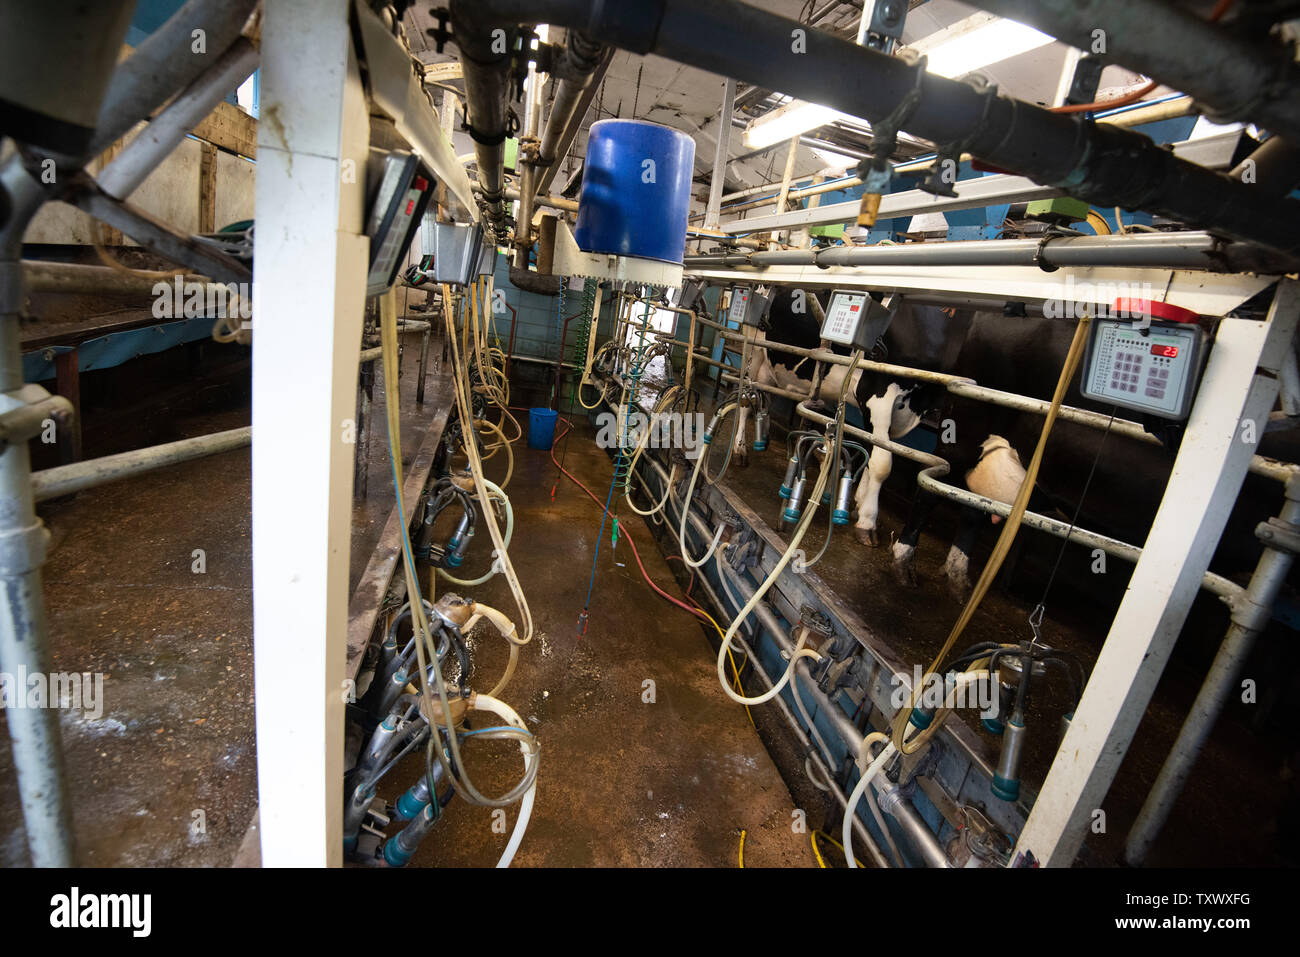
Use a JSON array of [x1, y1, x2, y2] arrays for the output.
[[821, 289, 894, 352], [364, 151, 434, 297], [728, 286, 753, 326], [1081, 306, 1206, 420], [729, 286, 771, 328]]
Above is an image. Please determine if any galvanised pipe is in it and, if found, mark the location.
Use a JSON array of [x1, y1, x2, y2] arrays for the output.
[[0, 152, 75, 869], [684, 232, 1298, 275], [961, 0, 1300, 146], [23, 262, 211, 296], [31, 427, 252, 502], [640, 448, 894, 866], [98, 38, 260, 201], [693, 316, 1298, 486], [712, 551, 952, 868], [537, 32, 606, 169], [89, 0, 260, 158], [461, 0, 1300, 256], [1124, 477, 1300, 865], [449, 0, 516, 234], [635, 426, 941, 866], [909, 463, 1241, 604], [689, 569, 893, 868]]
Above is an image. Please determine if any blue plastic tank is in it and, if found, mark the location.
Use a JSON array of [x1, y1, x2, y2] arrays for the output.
[[574, 119, 696, 264]]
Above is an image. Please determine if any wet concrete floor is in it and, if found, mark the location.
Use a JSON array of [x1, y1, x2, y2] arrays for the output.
[[0, 340, 815, 867], [385, 407, 815, 868]]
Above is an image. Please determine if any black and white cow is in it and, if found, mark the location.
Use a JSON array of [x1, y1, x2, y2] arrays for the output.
[[736, 287, 1137, 596]]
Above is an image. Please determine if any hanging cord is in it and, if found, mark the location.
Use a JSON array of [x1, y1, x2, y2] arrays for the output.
[[889, 316, 1093, 755], [1027, 405, 1118, 650], [576, 294, 654, 634], [551, 280, 598, 498]]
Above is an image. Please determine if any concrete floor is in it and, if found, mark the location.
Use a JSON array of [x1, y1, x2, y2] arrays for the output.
[[0, 341, 815, 867], [0, 331, 437, 866], [379, 406, 814, 868]]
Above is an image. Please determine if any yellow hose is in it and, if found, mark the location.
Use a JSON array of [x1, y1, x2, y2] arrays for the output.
[[889, 316, 1092, 754]]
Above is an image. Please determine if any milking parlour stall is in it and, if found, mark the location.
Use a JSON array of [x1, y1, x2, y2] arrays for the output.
[[1, 0, 1297, 936]]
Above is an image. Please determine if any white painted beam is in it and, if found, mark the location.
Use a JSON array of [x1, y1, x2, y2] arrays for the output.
[[251, 0, 371, 867], [1010, 280, 1300, 867]]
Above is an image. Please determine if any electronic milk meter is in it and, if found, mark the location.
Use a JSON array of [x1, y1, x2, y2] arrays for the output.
[[821, 289, 895, 352], [1081, 299, 1206, 421]]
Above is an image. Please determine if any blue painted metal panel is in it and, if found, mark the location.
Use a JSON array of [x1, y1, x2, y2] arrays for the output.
[[22, 316, 218, 382]]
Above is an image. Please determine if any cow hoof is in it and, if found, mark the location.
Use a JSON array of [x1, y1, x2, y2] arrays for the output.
[[948, 578, 973, 604], [733, 452, 749, 469], [855, 527, 880, 547], [893, 563, 918, 588]]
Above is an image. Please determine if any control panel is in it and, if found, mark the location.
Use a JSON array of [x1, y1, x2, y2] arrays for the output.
[[1082, 317, 1205, 420]]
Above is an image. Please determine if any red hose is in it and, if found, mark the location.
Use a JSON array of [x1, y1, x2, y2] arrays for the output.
[[535, 413, 712, 624]]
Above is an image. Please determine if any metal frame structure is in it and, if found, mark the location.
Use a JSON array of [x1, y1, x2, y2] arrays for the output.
[[653, 263, 1299, 865], [0, 0, 260, 868]]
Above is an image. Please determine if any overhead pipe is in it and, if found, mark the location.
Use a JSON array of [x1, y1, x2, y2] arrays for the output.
[[1231, 136, 1300, 199], [512, 26, 549, 274], [459, 0, 1300, 257], [685, 231, 1299, 275], [536, 31, 607, 172], [514, 29, 606, 291], [961, 0, 1300, 147], [535, 48, 614, 198], [449, 0, 516, 236], [709, 97, 1198, 214]]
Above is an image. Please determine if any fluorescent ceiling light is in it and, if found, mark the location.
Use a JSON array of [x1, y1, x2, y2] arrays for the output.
[[742, 15, 1053, 151], [743, 100, 859, 151], [908, 13, 1054, 80]]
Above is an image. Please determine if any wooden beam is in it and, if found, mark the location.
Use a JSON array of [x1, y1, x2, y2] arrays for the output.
[[199, 141, 218, 234], [192, 100, 258, 159]]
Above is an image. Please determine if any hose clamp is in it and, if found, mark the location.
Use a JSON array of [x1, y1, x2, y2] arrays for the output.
[[1033, 234, 1061, 272]]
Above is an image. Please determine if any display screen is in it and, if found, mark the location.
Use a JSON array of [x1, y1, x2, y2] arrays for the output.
[[1150, 344, 1179, 358]]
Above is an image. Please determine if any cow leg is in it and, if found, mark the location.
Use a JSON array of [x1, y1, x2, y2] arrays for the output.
[[891, 489, 940, 588], [854, 446, 891, 546], [942, 506, 983, 603], [854, 385, 898, 547]]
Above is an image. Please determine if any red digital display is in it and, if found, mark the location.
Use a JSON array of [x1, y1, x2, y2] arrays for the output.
[[1150, 344, 1179, 358]]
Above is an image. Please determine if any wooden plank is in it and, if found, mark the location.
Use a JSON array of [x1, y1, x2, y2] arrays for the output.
[[345, 369, 454, 681], [93, 139, 126, 245], [192, 100, 258, 159], [199, 141, 218, 234], [53, 349, 82, 464]]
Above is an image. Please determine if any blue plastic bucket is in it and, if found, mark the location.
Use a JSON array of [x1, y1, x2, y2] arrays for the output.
[[528, 407, 559, 450]]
